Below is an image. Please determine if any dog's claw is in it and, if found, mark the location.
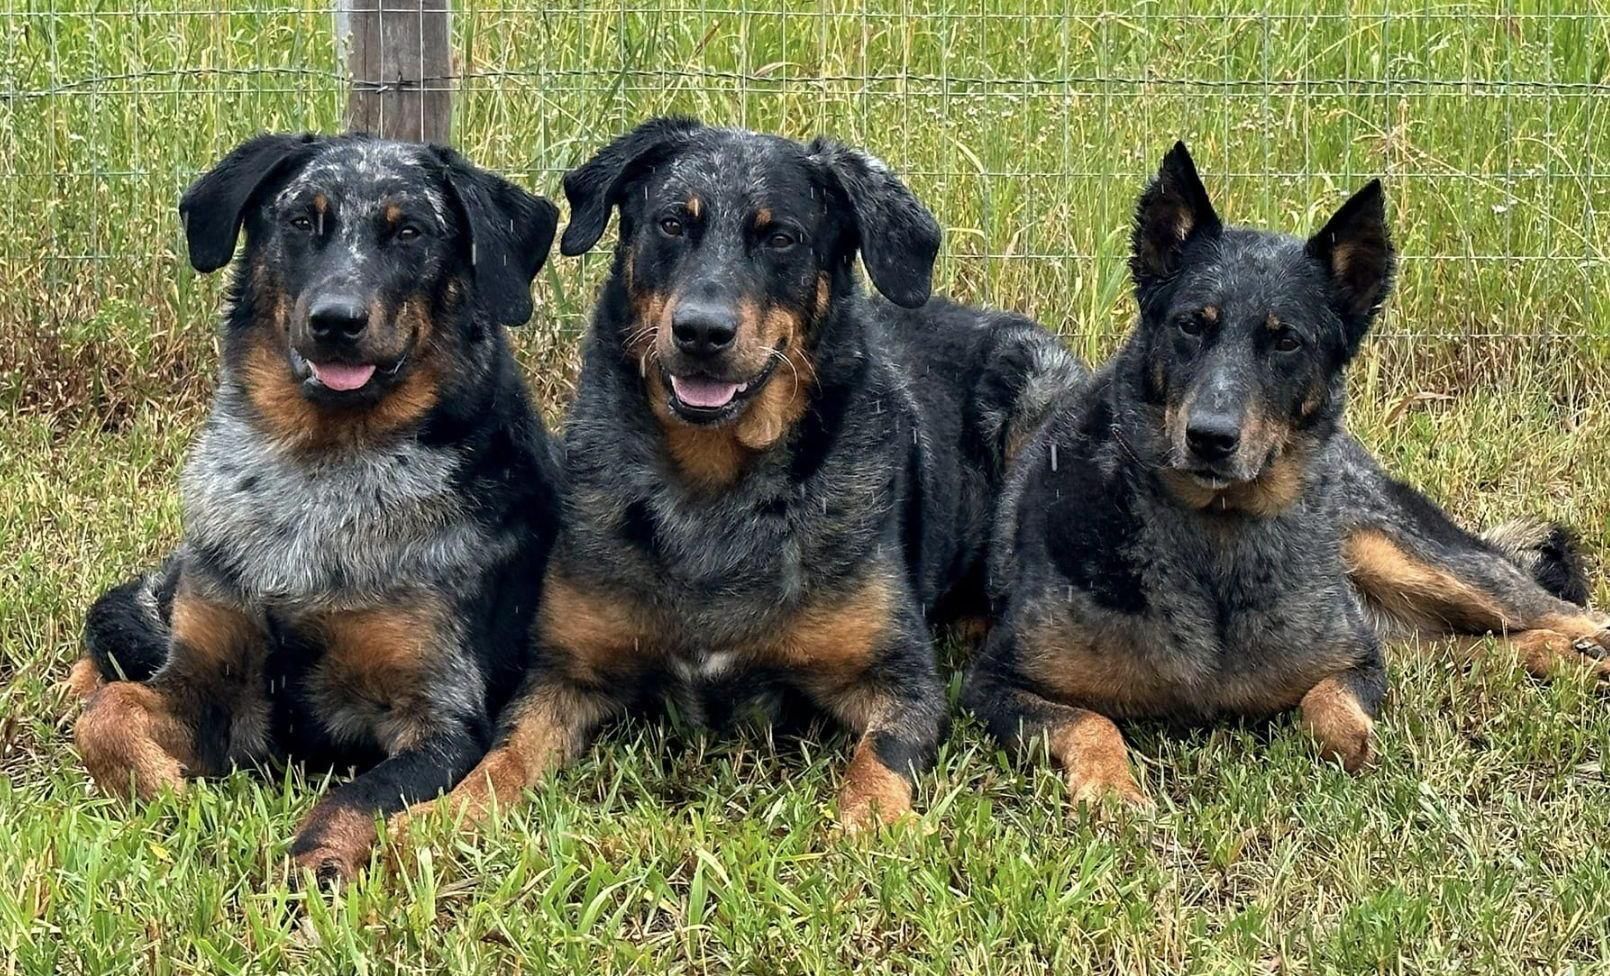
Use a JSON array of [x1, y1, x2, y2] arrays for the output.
[[1573, 637, 1607, 660]]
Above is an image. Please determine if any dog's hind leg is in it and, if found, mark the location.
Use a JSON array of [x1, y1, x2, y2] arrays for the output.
[[1336, 436, 1608, 680], [962, 627, 1147, 808], [76, 575, 262, 799], [72, 555, 181, 698]]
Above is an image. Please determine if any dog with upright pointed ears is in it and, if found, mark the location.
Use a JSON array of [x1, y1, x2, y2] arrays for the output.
[[393, 117, 1083, 832], [69, 133, 562, 882], [964, 142, 1609, 805]]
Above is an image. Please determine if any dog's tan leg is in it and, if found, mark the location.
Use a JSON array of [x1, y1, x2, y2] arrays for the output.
[[75, 583, 259, 799], [1048, 709, 1149, 808], [1346, 528, 1609, 680], [389, 680, 611, 836], [1299, 674, 1376, 772], [64, 658, 105, 700]]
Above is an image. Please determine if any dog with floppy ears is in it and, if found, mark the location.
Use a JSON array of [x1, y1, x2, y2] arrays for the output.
[[393, 117, 1083, 832], [965, 143, 1610, 805], [69, 133, 562, 882]]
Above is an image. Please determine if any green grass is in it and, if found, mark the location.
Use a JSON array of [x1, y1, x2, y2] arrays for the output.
[[3, 1, 1609, 972]]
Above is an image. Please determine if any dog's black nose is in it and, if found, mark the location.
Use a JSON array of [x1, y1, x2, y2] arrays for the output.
[[671, 299, 738, 358], [308, 297, 368, 343], [1186, 413, 1241, 461]]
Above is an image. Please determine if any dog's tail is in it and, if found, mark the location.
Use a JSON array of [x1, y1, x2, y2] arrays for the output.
[[1479, 518, 1590, 606], [973, 315, 1088, 475], [75, 556, 179, 694]]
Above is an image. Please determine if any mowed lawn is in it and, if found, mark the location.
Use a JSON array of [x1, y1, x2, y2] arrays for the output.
[[3, 2, 1609, 973]]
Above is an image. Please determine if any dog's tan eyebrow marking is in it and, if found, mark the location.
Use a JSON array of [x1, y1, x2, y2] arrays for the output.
[[384, 202, 403, 224], [753, 207, 773, 227], [686, 195, 702, 218], [1266, 313, 1281, 331], [1201, 305, 1219, 323], [313, 193, 329, 214]]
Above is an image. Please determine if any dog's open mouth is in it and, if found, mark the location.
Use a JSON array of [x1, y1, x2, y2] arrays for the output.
[[664, 356, 781, 425], [290, 348, 403, 402], [309, 361, 376, 392]]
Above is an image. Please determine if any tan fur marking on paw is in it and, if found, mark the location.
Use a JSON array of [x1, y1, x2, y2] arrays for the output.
[[76, 682, 194, 800], [64, 658, 104, 700], [1298, 675, 1374, 772], [837, 738, 913, 830], [1049, 712, 1148, 807], [1510, 627, 1610, 680], [294, 803, 377, 883]]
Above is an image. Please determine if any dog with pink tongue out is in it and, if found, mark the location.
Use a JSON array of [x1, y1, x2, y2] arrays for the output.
[[70, 133, 563, 885], [391, 117, 1085, 838]]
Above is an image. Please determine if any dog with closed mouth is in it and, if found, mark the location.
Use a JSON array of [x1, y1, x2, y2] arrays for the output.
[[69, 133, 561, 882], [395, 117, 1084, 832], [964, 142, 1609, 805]]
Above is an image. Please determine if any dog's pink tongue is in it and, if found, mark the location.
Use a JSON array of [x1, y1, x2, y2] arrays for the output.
[[671, 375, 740, 409], [310, 361, 376, 392]]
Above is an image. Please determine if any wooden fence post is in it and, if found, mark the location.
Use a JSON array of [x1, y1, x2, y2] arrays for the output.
[[341, 0, 452, 144]]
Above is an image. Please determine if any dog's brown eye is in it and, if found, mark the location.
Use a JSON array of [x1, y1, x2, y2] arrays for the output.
[[396, 225, 421, 242], [290, 215, 314, 232], [659, 216, 684, 237], [1176, 314, 1204, 337], [1274, 332, 1302, 353], [766, 231, 795, 250]]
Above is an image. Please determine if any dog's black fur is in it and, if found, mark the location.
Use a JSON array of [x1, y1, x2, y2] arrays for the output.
[[964, 143, 1608, 805], [72, 133, 561, 882], [406, 118, 1084, 830]]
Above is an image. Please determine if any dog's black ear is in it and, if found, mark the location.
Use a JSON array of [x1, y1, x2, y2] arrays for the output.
[[1306, 179, 1395, 351], [560, 116, 702, 257], [809, 138, 941, 309], [1130, 141, 1222, 295], [179, 133, 321, 273], [435, 147, 560, 327]]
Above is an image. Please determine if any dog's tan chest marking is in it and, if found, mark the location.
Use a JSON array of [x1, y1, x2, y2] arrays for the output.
[[538, 571, 894, 693], [304, 600, 450, 752], [1022, 604, 1357, 721]]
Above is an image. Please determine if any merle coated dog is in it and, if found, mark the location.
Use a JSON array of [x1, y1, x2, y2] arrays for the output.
[[398, 117, 1083, 832], [70, 133, 561, 881], [964, 143, 1607, 805]]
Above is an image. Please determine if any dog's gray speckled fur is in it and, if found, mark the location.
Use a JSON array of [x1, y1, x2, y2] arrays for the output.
[[966, 143, 1606, 801]]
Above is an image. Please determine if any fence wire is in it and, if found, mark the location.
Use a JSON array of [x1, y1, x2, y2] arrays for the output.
[[1, 2, 1607, 420]]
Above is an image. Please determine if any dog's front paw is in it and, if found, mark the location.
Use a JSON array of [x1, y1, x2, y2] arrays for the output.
[[835, 740, 915, 832], [292, 845, 367, 888], [1051, 713, 1150, 810], [1299, 677, 1376, 773], [1064, 755, 1151, 809], [292, 805, 378, 887]]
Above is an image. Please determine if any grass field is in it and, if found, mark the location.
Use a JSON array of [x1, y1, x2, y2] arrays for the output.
[[3, 2, 1609, 972]]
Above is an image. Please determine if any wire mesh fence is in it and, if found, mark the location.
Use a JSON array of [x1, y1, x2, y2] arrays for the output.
[[2, 1, 1607, 422]]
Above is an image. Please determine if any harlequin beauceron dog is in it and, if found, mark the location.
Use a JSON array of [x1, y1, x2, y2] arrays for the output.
[[69, 133, 561, 881], [395, 117, 1083, 832], [963, 142, 1607, 805]]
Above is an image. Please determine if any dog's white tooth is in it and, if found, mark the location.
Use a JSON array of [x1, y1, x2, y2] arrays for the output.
[[737, 382, 748, 392]]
